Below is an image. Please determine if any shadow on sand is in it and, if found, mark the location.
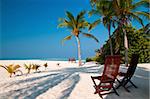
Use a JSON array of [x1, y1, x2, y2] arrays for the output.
[[105, 66, 150, 99], [0, 65, 103, 99]]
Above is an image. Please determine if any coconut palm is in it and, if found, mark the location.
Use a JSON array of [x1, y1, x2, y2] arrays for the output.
[[43, 63, 48, 70], [111, 0, 149, 66], [0, 64, 23, 77], [32, 64, 40, 72], [58, 11, 99, 66], [90, 0, 149, 66], [24, 64, 32, 74], [89, 0, 117, 55]]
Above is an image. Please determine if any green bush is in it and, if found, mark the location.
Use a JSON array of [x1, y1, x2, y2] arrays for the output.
[[86, 57, 93, 62]]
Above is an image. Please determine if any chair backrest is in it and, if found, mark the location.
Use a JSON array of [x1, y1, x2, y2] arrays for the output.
[[126, 54, 139, 78], [102, 55, 121, 80]]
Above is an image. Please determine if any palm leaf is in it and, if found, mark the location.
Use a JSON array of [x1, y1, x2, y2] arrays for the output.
[[129, 12, 144, 27], [62, 35, 72, 45], [131, 0, 150, 9], [89, 19, 101, 31], [66, 11, 76, 28], [88, 9, 101, 17], [77, 11, 86, 23], [134, 11, 150, 20], [13, 65, 21, 72], [78, 21, 89, 29], [57, 19, 74, 29], [82, 33, 99, 43]]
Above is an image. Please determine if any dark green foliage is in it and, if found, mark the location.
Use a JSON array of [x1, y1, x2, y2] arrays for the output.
[[86, 57, 93, 62], [94, 24, 150, 64]]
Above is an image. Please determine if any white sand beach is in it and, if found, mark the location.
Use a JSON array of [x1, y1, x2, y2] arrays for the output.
[[0, 60, 149, 99]]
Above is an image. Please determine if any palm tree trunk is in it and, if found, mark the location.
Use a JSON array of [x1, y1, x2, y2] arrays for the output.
[[123, 28, 128, 66], [75, 36, 82, 66], [108, 26, 113, 56]]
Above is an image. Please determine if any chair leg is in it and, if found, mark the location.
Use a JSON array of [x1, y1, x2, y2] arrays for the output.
[[112, 86, 119, 96], [122, 79, 131, 92], [116, 78, 130, 92], [91, 76, 97, 87], [91, 76, 100, 94], [98, 92, 103, 99], [116, 78, 122, 89], [129, 80, 137, 88]]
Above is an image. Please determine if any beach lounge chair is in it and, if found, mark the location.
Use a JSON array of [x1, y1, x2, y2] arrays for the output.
[[91, 55, 121, 98], [116, 54, 139, 92]]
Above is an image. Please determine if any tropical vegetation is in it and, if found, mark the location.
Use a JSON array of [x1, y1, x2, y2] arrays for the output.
[[58, 11, 99, 66], [89, 0, 149, 65], [0, 64, 23, 77], [43, 63, 48, 70], [24, 64, 32, 74], [87, 23, 150, 64]]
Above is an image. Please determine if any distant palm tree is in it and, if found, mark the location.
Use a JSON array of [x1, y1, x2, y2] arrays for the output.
[[43, 63, 48, 70], [24, 64, 32, 74], [89, 0, 116, 55], [0, 64, 23, 77], [32, 64, 40, 72], [58, 11, 99, 66]]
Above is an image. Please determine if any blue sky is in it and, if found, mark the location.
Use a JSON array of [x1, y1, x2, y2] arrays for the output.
[[0, 0, 148, 59]]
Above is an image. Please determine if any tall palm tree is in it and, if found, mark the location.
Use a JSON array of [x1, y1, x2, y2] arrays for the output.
[[90, 0, 149, 66], [112, 0, 149, 66], [58, 11, 99, 66], [89, 0, 116, 55]]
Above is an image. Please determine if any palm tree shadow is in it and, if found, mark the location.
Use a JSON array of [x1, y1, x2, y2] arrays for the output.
[[59, 73, 80, 99], [0, 73, 71, 99], [0, 65, 103, 99]]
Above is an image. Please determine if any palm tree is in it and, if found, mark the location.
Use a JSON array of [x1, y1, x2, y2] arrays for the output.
[[0, 64, 23, 77], [43, 63, 48, 70], [89, 0, 116, 55], [112, 0, 149, 66], [90, 0, 149, 66], [58, 11, 99, 66], [24, 64, 32, 74], [32, 64, 40, 72]]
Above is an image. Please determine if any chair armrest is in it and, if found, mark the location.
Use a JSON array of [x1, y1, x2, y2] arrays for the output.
[[119, 72, 126, 76]]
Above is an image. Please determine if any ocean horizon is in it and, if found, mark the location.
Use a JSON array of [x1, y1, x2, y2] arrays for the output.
[[0, 58, 86, 61]]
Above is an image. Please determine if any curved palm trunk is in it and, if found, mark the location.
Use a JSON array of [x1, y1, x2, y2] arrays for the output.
[[75, 36, 82, 66], [108, 26, 113, 56], [123, 28, 128, 66]]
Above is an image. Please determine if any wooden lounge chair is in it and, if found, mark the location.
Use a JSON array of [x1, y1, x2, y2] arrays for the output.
[[116, 54, 139, 92], [91, 55, 121, 99]]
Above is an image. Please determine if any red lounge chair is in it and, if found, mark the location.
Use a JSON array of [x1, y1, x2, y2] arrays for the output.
[[91, 55, 121, 98], [116, 54, 139, 92]]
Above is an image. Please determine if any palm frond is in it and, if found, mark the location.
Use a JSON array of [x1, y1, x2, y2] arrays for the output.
[[88, 9, 101, 17], [131, 0, 150, 10], [81, 33, 99, 43], [13, 65, 21, 71], [89, 19, 101, 31], [78, 21, 89, 29], [134, 11, 150, 20], [62, 35, 72, 45], [66, 11, 76, 28], [57, 19, 74, 29], [129, 12, 144, 27], [77, 11, 86, 23]]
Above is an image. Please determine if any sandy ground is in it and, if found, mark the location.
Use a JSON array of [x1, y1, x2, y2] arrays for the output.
[[0, 60, 149, 99]]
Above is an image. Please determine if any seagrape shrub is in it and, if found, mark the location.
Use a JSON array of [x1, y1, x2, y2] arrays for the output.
[[86, 57, 93, 62]]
